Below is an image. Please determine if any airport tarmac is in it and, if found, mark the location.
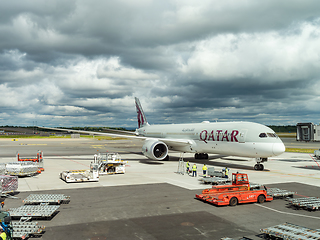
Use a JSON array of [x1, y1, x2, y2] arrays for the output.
[[0, 137, 319, 240]]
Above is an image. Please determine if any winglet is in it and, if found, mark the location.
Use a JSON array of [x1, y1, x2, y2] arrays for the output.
[[135, 97, 149, 128]]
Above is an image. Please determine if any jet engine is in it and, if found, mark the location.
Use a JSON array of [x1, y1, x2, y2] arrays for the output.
[[142, 140, 168, 160]]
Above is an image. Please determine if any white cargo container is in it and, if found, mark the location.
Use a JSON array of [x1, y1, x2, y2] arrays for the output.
[[6, 162, 39, 176]]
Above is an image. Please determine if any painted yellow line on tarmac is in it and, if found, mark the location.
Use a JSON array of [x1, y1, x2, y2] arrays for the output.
[[19, 144, 47, 145]]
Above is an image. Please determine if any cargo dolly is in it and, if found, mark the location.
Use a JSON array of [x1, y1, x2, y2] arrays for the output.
[[60, 162, 99, 183], [260, 222, 320, 239], [1, 193, 70, 239], [23, 194, 70, 205], [8, 205, 60, 220], [0, 210, 46, 240], [287, 197, 320, 211], [199, 167, 230, 185], [12, 220, 45, 239], [17, 150, 44, 172], [199, 176, 231, 185], [266, 188, 296, 198]]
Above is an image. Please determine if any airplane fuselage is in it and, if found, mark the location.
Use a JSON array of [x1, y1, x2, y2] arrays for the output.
[[136, 121, 285, 158]]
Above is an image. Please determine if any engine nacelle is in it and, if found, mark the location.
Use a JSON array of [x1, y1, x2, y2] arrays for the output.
[[142, 140, 168, 160]]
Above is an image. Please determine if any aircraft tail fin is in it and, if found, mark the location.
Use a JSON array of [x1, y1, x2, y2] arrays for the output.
[[135, 97, 149, 128]]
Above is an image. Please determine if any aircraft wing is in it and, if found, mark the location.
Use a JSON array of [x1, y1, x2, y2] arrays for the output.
[[156, 138, 192, 147], [37, 126, 191, 146], [38, 126, 146, 140]]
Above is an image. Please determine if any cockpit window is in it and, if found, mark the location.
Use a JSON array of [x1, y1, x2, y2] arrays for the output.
[[267, 133, 277, 137], [259, 133, 267, 138]]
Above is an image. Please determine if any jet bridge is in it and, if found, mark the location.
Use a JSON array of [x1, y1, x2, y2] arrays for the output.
[[296, 122, 320, 141]]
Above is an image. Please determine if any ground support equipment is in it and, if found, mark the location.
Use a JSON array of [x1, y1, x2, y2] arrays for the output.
[[176, 153, 185, 175], [266, 188, 296, 198], [6, 162, 39, 177], [11, 220, 45, 239], [199, 176, 230, 185], [221, 238, 255, 240], [17, 150, 44, 171], [196, 173, 273, 206], [60, 162, 99, 183], [96, 152, 126, 175], [0, 175, 18, 196], [207, 167, 224, 177], [23, 194, 70, 205], [260, 222, 320, 239], [287, 197, 320, 211], [8, 205, 60, 219]]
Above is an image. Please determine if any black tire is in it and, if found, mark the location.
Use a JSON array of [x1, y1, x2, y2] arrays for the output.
[[107, 167, 115, 173], [229, 197, 238, 206], [195, 153, 199, 159], [257, 195, 265, 204], [254, 164, 264, 171]]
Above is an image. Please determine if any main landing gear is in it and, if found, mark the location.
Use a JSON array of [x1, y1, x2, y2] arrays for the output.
[[195, 153, 208, 159], [254, 158, 267, 171]]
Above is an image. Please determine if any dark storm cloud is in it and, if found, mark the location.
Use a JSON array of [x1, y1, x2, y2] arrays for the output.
[[1, 0, 320, 127]]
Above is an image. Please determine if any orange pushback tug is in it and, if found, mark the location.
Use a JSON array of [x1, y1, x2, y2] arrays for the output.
[[195, 173, 273, 206]]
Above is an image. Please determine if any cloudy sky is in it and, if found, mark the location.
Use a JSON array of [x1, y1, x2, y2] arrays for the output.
[[1, 0, 320, 128]]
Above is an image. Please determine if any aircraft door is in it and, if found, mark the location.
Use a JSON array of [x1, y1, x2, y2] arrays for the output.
[[238, 129, 248, 143]]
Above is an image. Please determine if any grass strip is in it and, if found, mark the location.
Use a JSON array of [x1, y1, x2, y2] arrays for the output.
[[285, 148, 317, 154]]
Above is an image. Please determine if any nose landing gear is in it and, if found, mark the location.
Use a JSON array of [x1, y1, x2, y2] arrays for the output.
[[254, 163, 264, 171], [254, 158, 267, 171]]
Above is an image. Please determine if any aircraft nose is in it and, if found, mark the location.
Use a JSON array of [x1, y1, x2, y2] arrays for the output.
[[272, 142, 286, 156]]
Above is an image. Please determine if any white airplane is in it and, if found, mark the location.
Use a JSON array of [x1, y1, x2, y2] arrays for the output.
[[40, 97, 286, 170]]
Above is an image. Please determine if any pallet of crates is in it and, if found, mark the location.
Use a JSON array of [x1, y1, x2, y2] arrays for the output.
[[0, 175, 18, 196]]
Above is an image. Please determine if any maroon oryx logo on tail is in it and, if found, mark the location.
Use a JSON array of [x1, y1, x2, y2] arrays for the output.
[[135, 97, 148, 128]]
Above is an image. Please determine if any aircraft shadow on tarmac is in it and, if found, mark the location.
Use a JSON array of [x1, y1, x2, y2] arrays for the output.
[[167, 155, 259, 171], [138, 159, 164, 165], [277, 159, 316, 162], [294, 165, 320, 171], [121, 151, 262, 170]]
